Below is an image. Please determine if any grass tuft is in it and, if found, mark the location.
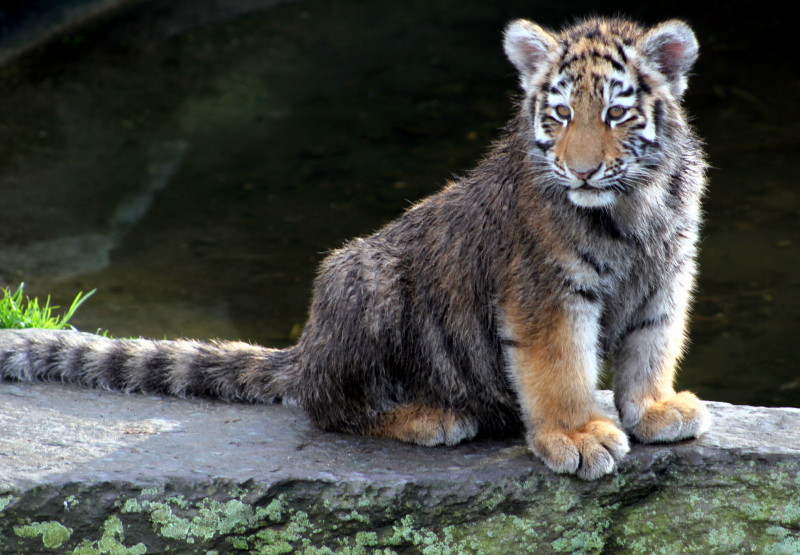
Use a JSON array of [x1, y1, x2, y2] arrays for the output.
[[0, 283, 95, 330]]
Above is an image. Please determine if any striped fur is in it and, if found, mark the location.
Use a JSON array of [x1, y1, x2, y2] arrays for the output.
[[0, 17, 710, 480]]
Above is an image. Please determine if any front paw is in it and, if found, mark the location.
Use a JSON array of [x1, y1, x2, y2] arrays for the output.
[[628, 391, 711, 443], [527, 418, 630, 480]]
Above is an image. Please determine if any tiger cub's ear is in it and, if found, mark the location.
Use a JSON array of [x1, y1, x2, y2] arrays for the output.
[[640, 20, 699, 98], [503, 19, 557, 90]]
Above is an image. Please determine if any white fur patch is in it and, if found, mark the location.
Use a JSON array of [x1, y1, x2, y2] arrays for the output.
[[568, 188, 617, 208]]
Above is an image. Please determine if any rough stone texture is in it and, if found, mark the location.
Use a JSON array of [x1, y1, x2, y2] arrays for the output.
[[1, 382, 799, 553]]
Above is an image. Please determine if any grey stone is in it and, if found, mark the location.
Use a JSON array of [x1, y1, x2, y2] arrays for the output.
[[1, 381, 799, 553]]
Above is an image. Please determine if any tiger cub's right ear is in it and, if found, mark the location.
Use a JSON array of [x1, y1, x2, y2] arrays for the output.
[[503, 20, 557, 88]]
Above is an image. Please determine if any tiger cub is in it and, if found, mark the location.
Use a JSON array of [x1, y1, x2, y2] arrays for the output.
[[0, 17, 710, 480]]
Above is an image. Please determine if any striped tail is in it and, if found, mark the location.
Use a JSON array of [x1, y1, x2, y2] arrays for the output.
[[0, 328, 298, 403]]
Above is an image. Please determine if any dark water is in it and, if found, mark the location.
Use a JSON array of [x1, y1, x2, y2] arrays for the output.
[[0, 0, 797, 407]]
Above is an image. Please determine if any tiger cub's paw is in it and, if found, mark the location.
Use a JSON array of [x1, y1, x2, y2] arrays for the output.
[[629, 391, 711, 444], [527, 417, 630, 481], [370, 405, 479, 447]]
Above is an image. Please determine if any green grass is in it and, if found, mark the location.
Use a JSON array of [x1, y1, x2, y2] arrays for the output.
[[0, 283, 95, 330]]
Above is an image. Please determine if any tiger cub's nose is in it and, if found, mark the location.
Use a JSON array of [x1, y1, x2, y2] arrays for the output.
[[570, 165, 600, 181]]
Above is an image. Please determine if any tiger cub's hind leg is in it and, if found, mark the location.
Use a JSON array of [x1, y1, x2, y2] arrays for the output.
[[368, 404, 479, 447]]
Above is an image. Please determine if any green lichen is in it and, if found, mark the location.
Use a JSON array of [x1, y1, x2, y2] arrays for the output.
[[165, 494, 189, 509], [229, 486, 247, 499], [148, 501, 193, 540], [14, 520, 73, 549], [64, 494, 80, 511], [3, 460, 800, 553], [71, 515, 147, 555], [121, 498, 142, 513], [0, 494, 12, 512], [610, 463, 800, 554], [764, 526, 800, 555], [257, 496, 287, 523], [343, 509, 370, 524], [116, 489, 305, 551]]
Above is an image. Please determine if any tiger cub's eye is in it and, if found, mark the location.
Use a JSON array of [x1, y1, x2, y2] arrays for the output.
[[607, 105, 627, 121], [555, 104, 571, 119]]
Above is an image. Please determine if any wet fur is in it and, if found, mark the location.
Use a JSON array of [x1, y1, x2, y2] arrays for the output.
[[0, 17, 711, 479]]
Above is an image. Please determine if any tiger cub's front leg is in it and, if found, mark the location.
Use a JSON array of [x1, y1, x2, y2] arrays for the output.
[[612, 272, 711, 443], [503, 302, 629, 480]]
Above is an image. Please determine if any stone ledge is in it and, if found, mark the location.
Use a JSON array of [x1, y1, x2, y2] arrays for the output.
[[1, 382, 799, 553]]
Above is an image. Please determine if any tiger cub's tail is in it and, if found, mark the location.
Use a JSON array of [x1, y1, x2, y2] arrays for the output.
[[0, 328, 298, 403]]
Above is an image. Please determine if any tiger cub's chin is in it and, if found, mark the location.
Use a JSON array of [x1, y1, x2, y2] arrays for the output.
[[567, 187, 618, 208]]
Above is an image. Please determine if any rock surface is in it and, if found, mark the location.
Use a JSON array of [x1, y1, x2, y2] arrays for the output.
[[1, 382, 799, 553]]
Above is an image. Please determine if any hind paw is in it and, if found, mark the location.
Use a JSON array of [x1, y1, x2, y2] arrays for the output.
[[370, 405, 478, 447]]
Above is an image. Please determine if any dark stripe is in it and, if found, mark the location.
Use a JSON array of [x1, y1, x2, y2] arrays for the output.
[[614, 42, 628, 63], [40, 336, 64, 380], [635, 70, 652, 95], [564, 278, 601, 303], [534, 140, 554, 152], [617, 86, 635, 98], [578, 250, 608, 275], [142, 346, 171, 393], [621, 314, 670, 339], [633, 286, 658, 317], [666, 167, 686, 207], [555, 77, 569, 89], [104, 341, 130, 390], [579, 207, 622, 240], [609, 78, 624, 90], [65, 343, 90, 381], [600, 53, 625, 72], [186, 345, 213, 396], [500, 338, 520, 348], [432, 311, 471, 382], [558, 52, 586, 72], [652, 99, 665, 138], [537, 95, 549, 111]]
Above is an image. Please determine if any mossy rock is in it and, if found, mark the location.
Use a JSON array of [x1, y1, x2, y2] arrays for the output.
[[1, 383, 800, 553]]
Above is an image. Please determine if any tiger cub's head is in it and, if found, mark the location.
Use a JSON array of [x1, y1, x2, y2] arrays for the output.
[[504, 18, 698, 208]]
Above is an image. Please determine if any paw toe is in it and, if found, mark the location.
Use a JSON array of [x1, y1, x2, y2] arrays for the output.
[[530, 432, 580, 474], [574, 439, 616, 481]]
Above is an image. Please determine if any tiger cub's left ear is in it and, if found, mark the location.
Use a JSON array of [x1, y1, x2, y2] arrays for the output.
[[640, 20, 699, 98]]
